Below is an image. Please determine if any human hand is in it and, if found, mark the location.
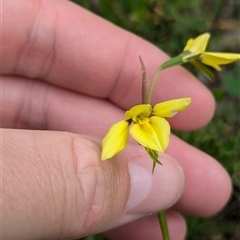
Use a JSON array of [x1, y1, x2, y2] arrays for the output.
[[2, 0, 231, 239]]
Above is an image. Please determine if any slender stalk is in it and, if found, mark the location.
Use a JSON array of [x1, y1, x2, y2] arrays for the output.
[[158, 211, 170, 240], [146, 56, 184, 104], [146, 65, 163, 104], [147, 56, 184, 240]]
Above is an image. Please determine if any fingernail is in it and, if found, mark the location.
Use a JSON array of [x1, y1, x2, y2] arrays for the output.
[[125, 154, 184, 213]]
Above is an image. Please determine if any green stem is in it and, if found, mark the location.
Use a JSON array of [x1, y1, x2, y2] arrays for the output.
[[158, 211, 170, 240], [146, 56, 184, 104], [146, 55, 184, 239]]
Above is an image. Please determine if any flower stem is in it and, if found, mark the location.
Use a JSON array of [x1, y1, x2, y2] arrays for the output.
[[146, 56, 184, 104], [147, 56, 184, 240], [158, 211, 170, 240]]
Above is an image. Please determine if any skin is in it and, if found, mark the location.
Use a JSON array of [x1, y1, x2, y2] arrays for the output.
[[1, 0, 232, 239]]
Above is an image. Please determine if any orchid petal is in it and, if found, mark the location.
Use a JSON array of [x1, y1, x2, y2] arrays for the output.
[[149, 116, 170, 152], [186, 33, 210, 54], [129, 120, 162, 151], [101, 120, 129, 160], [183, 38, 194, 51], [125, 104, 152, 120], [153, 98, 191, 117], [201, 52, 240, 70]]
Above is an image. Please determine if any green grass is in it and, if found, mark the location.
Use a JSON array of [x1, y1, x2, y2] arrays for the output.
[[70, 0, 240, 239]]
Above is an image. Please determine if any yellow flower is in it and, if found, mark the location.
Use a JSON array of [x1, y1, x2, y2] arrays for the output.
[[101, 98, 191, 160], [182, 33, 240, 80]]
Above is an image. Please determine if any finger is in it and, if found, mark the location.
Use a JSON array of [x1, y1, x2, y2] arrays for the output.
[[1, 76, 122, 132], [2, 129, 184, 239], [104, 211, 186, 240], [168, 135, 232, 217], [3, 0, 215, 129], [2, 76, 210, 133]]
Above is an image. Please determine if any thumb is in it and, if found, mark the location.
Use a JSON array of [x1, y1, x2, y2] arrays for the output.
[[2, 129, 184, 239]]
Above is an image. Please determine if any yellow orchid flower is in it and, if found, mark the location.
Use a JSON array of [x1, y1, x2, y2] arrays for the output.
[[101, 98, 191, 160], [182, 32, 240, 80]]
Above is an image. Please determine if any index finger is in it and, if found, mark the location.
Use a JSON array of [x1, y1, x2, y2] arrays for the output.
[[2, 0, 215, 129]]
